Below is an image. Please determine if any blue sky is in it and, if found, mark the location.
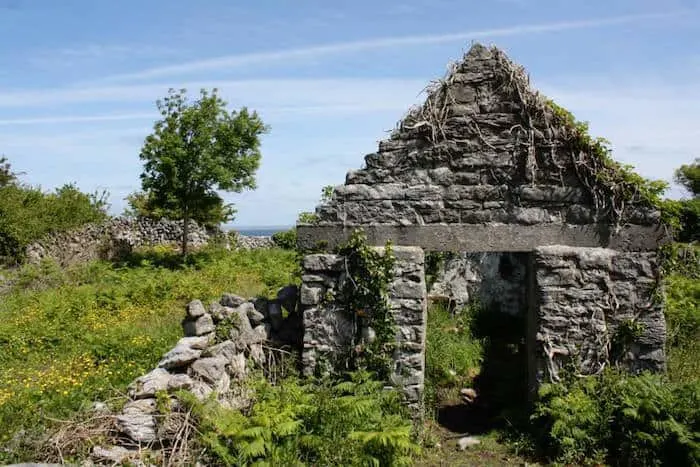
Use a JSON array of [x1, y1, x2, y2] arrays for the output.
[[1, 0, 698, 227]]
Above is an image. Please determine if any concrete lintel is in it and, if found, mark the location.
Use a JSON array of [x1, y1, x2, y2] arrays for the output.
[[296, 223, 669, 252]]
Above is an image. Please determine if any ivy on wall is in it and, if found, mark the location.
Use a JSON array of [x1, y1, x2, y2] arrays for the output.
[[336, 229, 396, 378]]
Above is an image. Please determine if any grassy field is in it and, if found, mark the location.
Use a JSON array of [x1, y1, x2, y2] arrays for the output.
[[0, 244, 697, 465], [0, 246, 298, 462]]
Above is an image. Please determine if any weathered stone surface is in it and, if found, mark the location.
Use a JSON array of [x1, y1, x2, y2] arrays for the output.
[[300, 284, 323, 305], [25, 217, 211, 267], [301, 246, 427, 411], [116, 399, 157, 443], [220, 293, 246, 308], [203, 340, 237, 361], [186, 299, 207, 318], [182, 314, 215, 337], [128, 368, 193, 399], [229, 353, 247, 379], [297, 224, 669, 252], [92, 445, 134, 464], [239, 325, 267, 346], [158, 337, 209, 369], [189, 357, 228, 386], [246, 306, 265, 326], [209, 302, 235, 322], [303, 254, 343, 271], [429, 252, 528, 314], [532, 246, 665, 386]]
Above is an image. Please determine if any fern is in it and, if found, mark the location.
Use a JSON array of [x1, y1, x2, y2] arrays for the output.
[[181, 372, 420, 466]]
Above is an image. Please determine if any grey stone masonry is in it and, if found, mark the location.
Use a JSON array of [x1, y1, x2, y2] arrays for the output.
[[301, 43, 666, 251], [301, 247, 427, 414], [531, 246, 665, 386]]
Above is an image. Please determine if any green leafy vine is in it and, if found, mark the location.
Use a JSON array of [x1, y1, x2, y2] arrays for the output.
[[336, 229, 396, 378]]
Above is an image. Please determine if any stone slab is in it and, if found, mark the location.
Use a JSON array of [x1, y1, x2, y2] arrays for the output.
[[297, 223, 669, 252]]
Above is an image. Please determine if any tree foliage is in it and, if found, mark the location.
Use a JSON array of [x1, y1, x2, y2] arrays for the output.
[[675, 158, 700, 197], [669, 158, 700, 242], [0, 156, 18, 187], [0, 158, 108, 264], [135, 88, 267, 253]]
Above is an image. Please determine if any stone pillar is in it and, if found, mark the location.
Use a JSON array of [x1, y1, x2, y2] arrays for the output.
[[299, 247, 427, 414], [531, 245, 665, 386]]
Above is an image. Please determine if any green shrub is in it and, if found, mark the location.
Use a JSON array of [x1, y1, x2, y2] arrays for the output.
[[533, 371, 700, 466], [272, 227, 297, 250], [424, 304, 484, 416], [0, 183, 107, 263], [182, 370, 420, 466]]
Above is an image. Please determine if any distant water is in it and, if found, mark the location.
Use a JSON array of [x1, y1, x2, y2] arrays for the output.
[[229, 226, 291, 237]]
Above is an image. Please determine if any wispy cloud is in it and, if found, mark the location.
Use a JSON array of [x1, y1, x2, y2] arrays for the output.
[[95, 11, 686, 82], [0, 113, 155, 126], [27, 44, 182, 70], [0, 78, 426, 111]]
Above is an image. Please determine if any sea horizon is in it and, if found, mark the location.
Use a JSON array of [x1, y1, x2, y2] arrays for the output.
[[224, 224, 292, 236]]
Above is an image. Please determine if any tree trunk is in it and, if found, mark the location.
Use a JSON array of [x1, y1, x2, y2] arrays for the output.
[[181, 208, 189, 256]]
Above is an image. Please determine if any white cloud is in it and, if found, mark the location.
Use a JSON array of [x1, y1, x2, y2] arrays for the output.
[[0, 78, 426, 109], [94, 11, 686, 82]]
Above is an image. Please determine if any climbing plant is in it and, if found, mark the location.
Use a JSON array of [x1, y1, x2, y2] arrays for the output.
[[336, 229, 397, 378]]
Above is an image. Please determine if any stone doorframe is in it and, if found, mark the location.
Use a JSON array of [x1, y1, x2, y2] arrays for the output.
[[297, 224, 666, 416]]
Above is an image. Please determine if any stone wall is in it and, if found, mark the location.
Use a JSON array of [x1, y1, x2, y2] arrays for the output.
[[300, 247, 427, 413], [115, 287, 301, 445], [26, 217, 211, 266], [313, 44, 659, 230], [531, 246, 665, 386]]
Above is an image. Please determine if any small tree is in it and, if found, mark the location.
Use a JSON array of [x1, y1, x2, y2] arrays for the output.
[[137, 88, 267, 254], [0, 156, 17, 187], [673, 158, 700, 242]]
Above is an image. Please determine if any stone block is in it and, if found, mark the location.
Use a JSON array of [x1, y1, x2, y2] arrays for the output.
[[303, 254, 343, 272]]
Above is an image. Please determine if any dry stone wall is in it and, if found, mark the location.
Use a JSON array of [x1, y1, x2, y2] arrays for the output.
[[114, 287, 301, 445], [314, 44, 660, 230], [532, 246, 665, 386], [25, 217, 211, 266], [300, 247, 427, 413]]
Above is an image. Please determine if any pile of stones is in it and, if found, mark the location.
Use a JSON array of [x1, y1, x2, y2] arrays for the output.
[[112, 286, 300, 446]]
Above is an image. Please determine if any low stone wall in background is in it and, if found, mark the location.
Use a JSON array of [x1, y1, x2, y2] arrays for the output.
[[25, 217, 212, 266], [24, 218, 284, 266]]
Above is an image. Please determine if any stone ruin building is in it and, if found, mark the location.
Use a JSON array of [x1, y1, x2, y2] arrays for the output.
[[297, 43, 669, 414], [106, 45, 671, 454]]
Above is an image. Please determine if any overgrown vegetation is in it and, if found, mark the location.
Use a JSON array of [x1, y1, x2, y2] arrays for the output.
[[0, 157, 108, 264], [424, 304, 483, 418], [532, 371, 699, 466], [0, 245, 298, 463], [336, 229, 397, 378], [182, 370, 419, 466]]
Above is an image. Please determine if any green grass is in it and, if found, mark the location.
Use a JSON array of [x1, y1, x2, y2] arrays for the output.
[[0, 245, 298, 462], [424, 304, 484, 418]]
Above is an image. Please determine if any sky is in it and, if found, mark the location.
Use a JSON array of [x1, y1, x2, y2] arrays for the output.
[[0, 0, 698, 227]]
